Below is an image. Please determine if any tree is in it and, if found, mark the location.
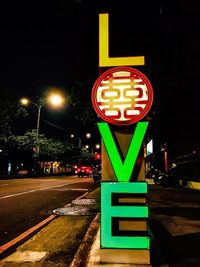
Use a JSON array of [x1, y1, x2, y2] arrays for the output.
[[15, 130, 73, 160], [0, 96, 28, 173], [40, 138, 72, 160], [0, 95, 27, 139], [78, 147, 92, 163]]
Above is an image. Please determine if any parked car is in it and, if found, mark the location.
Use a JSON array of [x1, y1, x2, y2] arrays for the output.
[[171, 151, 200, 183], [77, 165, 92, 177], [65, 164, 75, 175], [17, 168, 28, 176]]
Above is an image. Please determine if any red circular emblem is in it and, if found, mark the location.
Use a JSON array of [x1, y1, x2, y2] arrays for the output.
[[91, 67, 153, 126]]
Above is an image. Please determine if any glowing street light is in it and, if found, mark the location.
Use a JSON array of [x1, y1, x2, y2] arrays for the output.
[[47, 93, 64, 107], [20, 92, 65, 174], [86, 133, 91, 139], [70, 133, 92, 149], [95, 144, 100, 149], [20, 93, 64, 135], [20, 98, 29, 105]]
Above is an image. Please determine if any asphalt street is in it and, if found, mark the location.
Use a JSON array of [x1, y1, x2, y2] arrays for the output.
[[0, 176, 98, 246]]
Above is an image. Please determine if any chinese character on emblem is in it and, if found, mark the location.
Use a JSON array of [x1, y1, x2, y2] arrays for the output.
[[92, 67, 153, 126]]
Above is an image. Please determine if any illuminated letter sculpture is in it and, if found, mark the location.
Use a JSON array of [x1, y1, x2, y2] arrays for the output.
[[101, 182, 149, 249], [90, 13, 153, 265], [99, 14, 145, 67], [98, 122, 148, 182]]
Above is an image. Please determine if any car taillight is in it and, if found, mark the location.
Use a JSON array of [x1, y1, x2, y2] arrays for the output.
[[86, 168, 90, 173], [77, 168, 81, 172]]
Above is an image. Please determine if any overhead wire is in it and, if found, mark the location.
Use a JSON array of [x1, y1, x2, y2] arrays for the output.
[[42, 119, 68, 132]]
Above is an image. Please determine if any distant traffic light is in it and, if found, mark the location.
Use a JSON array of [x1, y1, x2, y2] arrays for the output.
[[95, 153, 101, 160]]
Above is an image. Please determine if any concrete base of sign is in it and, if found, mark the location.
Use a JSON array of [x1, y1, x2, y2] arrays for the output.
[[100, 248, 150, 265]]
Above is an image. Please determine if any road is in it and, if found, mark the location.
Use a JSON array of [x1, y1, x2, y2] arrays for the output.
[[0, 176, 98, 247]]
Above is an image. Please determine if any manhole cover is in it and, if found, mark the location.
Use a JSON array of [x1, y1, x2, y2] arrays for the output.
[[53, 206, 99, 216], [71, 199, 97, 205]]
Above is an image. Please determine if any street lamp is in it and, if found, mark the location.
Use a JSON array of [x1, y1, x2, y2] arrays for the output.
[[70, 134, 82, 148], [86, 133, 91, 139], [85, 144, 100, 154], [20, 93, 64, 174], [20, 94, 64, 135], [47, 93, 65, 108], [70, 133, 92, 149], [95, 144, 100, 150], [20, 98, 43, 137]]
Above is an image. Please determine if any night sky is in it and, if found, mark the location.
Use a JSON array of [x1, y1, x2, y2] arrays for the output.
[[1, 0, 200, 158]]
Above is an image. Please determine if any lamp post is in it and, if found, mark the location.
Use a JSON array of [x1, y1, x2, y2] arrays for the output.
[[20, 93, 64, 174], [20, 99, 42, 174], [88, 144, 100, 154], [70, 133, 92, 149], [70, 134, 82, 148], [36, 103, 42, 136], [20, 98, 45, 134]]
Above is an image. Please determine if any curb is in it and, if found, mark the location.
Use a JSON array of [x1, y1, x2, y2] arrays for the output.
[[69, 213, 100, 267], [179, 180, 200, 190], [0, 215, 57, 256]]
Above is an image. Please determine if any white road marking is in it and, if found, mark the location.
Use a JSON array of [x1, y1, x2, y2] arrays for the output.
[[0, 181, 81, 200], [50, 188, 89, 192]]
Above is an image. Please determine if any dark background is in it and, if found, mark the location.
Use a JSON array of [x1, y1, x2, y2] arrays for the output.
[[0, 0, 200, 160]]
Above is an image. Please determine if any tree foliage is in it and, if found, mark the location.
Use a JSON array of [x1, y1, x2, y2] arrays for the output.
[[0, 94, 28, 156], [15, 130, 73, 160], [77, 147, 92, 163], [0, 97, 27, 139]]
